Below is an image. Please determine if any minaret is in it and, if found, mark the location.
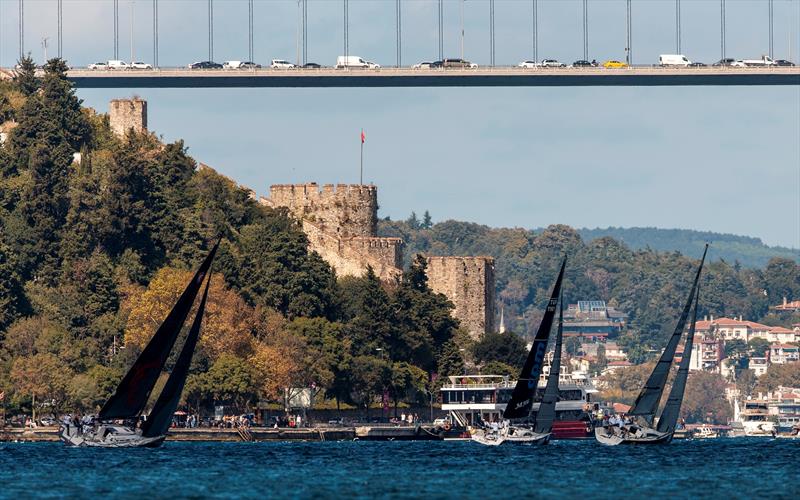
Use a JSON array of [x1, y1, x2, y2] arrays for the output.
[[499, 306, 506, 334]]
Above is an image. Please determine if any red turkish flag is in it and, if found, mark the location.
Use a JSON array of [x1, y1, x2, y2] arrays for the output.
[[361, 130, 365, 143]]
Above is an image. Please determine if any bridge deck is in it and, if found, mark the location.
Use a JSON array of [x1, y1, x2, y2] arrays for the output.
[[59, 66, 800, 88]]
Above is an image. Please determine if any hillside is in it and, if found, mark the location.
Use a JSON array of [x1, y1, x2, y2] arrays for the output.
[[575, 227, 799, 268]]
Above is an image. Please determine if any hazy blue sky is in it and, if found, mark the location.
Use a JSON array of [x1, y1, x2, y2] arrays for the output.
[[2, 1, 798, 248]]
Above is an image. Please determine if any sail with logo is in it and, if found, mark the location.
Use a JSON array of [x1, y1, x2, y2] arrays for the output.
[[471, 257, 566, 446], [595, 244, 707, 445], [59, 239, 219, 448], [503, 258, 566, 420]]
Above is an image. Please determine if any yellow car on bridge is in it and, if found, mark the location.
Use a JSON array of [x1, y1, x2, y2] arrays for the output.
[[602, 60, 629, 68]]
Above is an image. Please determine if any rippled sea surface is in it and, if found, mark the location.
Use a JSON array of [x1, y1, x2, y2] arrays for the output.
[[1, 438, 798, 499]]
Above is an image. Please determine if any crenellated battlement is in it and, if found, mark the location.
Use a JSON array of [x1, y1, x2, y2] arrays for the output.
[[266, 182, 378, 238]]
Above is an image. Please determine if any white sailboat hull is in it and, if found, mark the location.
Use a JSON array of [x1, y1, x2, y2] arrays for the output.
[[471, 426, 550, 446], [60, 423, 165, 448], [594, 425, 672, 446]]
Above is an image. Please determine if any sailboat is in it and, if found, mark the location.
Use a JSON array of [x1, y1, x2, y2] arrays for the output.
[[595, 244, 707, 446], [59, 241, 219, 447], [471, 257, 566, 446]]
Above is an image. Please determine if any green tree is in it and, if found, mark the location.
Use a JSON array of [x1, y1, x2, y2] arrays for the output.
[[473, 332, 527, 367], [421, 210, 433, 229], [13, 55, 38, 96], [480, 360, 517, 377], [747, 338, 770, 357], [201, 354, 258, 412], [389, 362, 428, 415], [436, 340, 465, 379], [682, 371, 732, 424], [349, 355, 392, 419]]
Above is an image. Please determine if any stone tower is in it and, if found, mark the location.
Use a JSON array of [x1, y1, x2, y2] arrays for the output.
[[109, 98, 147, 137], [261, 183, 403, 281], [426, 256, 496, 340]]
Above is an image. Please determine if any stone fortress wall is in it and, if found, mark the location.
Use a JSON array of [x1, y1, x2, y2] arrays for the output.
[[426, 256, 496, 340], [107, 98, 497, 338], [261, 183, 402, 282], [109, 98, 147, 136]]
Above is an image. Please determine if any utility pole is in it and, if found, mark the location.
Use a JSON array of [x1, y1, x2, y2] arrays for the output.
[[303, 0, 307, 65], [41, 37, 49, 62], [675, 0, 681, 54], [296, 1, 300, 66]]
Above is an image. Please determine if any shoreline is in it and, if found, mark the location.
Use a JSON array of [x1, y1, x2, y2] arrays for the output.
[[1, 425, 444, 443]]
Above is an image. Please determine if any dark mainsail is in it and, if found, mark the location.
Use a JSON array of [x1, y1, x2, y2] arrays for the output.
[[656, 284, 700, 435], [628, 244, 708, 425], [142, 274, 211, 438], [533, 290, 564, 435], [503, 257, 566, 420], [99, 240, 219, 421]]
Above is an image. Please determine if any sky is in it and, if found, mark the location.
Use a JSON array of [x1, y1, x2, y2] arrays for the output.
[[1, 0, 798, 248]]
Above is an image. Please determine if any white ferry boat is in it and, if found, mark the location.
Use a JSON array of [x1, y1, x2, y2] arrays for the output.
[[439, 371, 602, 440], [737, 401, 776, 436]]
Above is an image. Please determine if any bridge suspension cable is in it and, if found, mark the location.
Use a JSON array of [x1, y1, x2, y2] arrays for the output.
[[489, 0, 495, 67], [248, 0, 253, 63], [303, 0, 308, 65], [58, 0, 62, 58], [396, 0, 402, 67], [720, 0, 726, 60], [675, 0, 681, 54], [626, 0, 632, 65], [153, 0, 158, 68], [583, 0, 589, 61], [532, 0, 538, 63], [768, 0, 773, 59], [208, 0, 214, 62], [113, 0, 118, 59], [343, 0, 349, 62], [438, 0, 443, 61]]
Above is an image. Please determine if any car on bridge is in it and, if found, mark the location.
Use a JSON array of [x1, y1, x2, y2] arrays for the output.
[[188, 61, 223, 69], [775, 59, 796, 67], [429, 59, 477, 69], [130, 61, 153, 70], [412, 61, 434, 69], [223, 61, 261, 69], [602, 60, 628, 68], [88, 62, 108, 70], [336, 56, 380, 69], [107, 60, 130, 70], [688, 62, 707, 67], [271, 59, 296, 69], [518, 60, 538, 68], [572, 60, 598, 68], [712, 58, 745, 67], [541, 59, 566, 68], [302, 63, 322, 69]]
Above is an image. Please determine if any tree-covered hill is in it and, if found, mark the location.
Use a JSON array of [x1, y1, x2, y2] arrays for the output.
[[575, 227, 798, 269], [0, 58, 462, 418], [379, 216, 800, 362]]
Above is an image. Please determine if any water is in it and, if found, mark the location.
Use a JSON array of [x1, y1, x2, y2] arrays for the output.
[[0, 439, 798, 499]]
